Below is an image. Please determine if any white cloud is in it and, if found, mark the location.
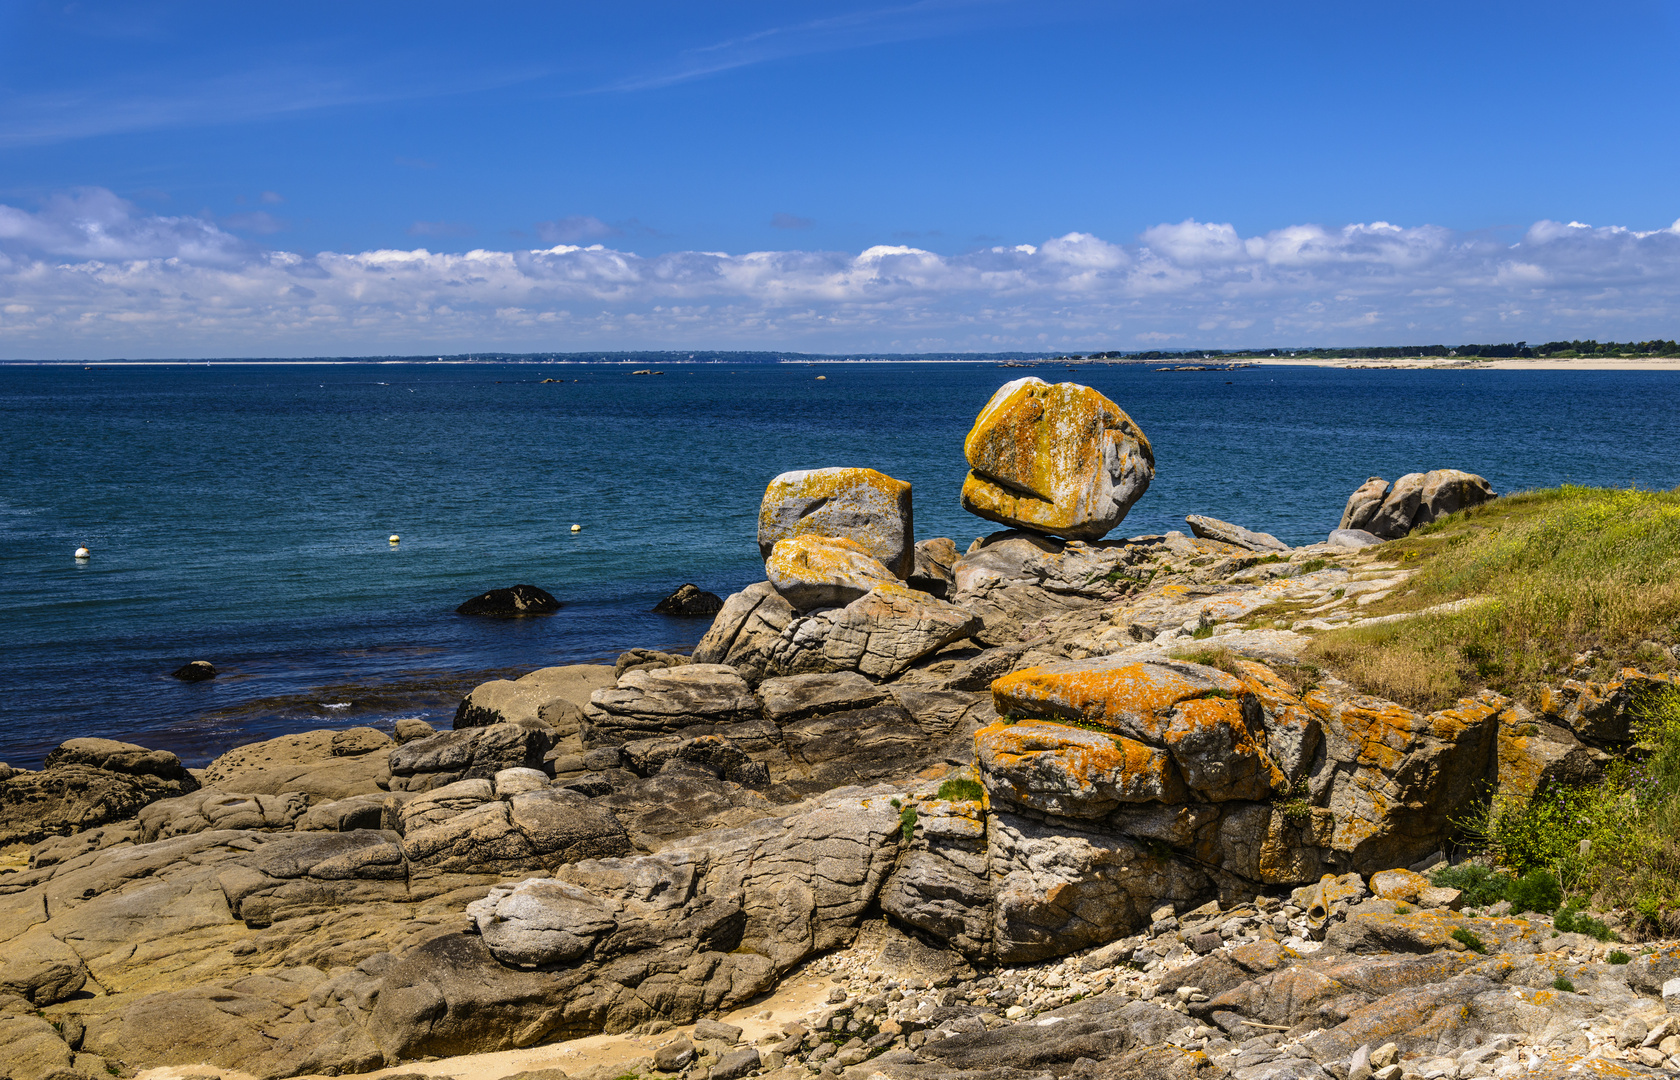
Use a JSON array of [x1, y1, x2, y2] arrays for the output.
[[4, 188, 1680, 357]]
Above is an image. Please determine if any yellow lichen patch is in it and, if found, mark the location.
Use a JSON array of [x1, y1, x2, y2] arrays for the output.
[[1369, 867, 1429, 901], [1331, 699, 1421, 772], [757, 466, 914, 577], [960, 377, 1154, 540], [974, 719, 1188, 816]]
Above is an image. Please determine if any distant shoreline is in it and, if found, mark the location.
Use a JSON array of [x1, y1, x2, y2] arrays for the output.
[[6, 355, 1680, 371]]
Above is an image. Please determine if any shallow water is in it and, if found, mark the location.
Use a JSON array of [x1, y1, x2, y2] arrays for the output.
[[3, 360, 1677, 768]]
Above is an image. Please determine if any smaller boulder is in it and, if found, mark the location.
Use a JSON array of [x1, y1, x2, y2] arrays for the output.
[[909, 537, 960, 598], [394, 717, 436, 744], [171, 660, 217, 682], [1185, 515, 1288, 553], [765, 534, 898, 609], [1327, 528, 1384, 548], [1369, 868, 1429, 903], [455, 584, 561, 617], [757, 466, 914, 577], [653, 583, 724, 616]]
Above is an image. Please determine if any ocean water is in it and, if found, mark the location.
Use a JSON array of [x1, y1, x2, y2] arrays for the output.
[[3, 360, 1678, 769]]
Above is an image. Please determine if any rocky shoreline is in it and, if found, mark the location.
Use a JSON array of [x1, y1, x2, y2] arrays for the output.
[[3, 377, 1676, 1080]]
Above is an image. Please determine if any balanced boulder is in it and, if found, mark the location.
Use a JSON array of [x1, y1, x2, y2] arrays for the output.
[[765, 534, 898, 609], [758, 467, 915, 577], [1340, 470, 1496, 539], [959, 377, 1154, 541], [455, 584, 561, 616]]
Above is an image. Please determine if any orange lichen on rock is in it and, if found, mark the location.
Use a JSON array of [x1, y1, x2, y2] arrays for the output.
[[960, 377, 1154, 541], [991, 658, 1281, 801], [757, 466, 914, 577], [764, 534, 898, 610], [975, 719, 1187, 817]]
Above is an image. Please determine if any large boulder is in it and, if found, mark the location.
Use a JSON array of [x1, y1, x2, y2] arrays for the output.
[[976, 720, 1187, 818], [757, 467, 915, 578], [1340, 470, 1496, 539], [764, 534, 899, 609], [959, 377, 1154, 541], [989, 659, 1283, 802], [692, 581, 799, 681], [583, 664, 767, 746]]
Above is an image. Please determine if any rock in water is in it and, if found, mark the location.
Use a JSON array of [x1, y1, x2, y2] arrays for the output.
[[765, 534, 899, 609], [170, 660, 217, 681], [652, 583, 724, 615], [455, 584, 561, 616], [960, 377, 1153, 541], [1184, 514, 1289, 552], [1340, 470, 1496, 539], [757, 466, 915, 578]]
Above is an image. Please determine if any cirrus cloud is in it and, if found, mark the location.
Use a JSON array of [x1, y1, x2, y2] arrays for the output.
[[2, 190, 1679, 357]]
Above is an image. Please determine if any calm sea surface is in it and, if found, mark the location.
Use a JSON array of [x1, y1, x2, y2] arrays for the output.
[[3, 360, 1677, 768]]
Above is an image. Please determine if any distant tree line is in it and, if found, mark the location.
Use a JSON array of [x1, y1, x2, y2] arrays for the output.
[[1073, 339, 1680, 361]]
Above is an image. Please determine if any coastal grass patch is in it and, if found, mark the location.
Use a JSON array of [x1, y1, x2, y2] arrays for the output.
[[1304, 485, 1680, 711]]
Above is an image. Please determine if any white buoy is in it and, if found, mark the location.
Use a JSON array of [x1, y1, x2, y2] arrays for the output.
[[389, 534, 401, 544], [570, 524, 582, 532], [74, 546, 90, 559]]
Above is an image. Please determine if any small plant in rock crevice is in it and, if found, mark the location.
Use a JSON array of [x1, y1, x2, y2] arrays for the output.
[[1551, 976, 1575, 993], [936, 778, 985, 803], [898, 805, 918, 842], [1451, 926, 1486, 953]]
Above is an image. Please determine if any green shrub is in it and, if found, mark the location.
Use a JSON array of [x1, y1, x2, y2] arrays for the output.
[[1191, 623, 1215, 640], [1609, 950, 1632, 964], [898, 805, 918, 842], [1507, 869, 1563, 915], [1298, 558, 1328, 574], [1451, 927, 1486, 953], [1552, 976, 1575, 992], [1553, 903, 1617, 941], [1431, 863, 1511, 907], [936, 778, 985, 803]]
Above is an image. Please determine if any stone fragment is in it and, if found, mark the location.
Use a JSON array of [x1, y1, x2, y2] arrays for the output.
[[693, 1018, 743, 1043], [765, 534, 899, 609], [960, 378, 1153, 541], [394, 717, 435, 743], [757, 467, 914, 578], [654, 1037, 695, 1071], [1327, 528, 1384, 548], [43, 737, 194, 782], [1369, 868, 1428, 903], [466, 878, 617, 966], [387, 723, 556, 792], [909, 536, 960, 598], [976, 719, 1187, 817], [455, 584, 561, 616], [1185, 515, 1289, 553]]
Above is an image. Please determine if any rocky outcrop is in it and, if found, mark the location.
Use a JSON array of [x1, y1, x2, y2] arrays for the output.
[[909, 536, 960, 598], [1539, 667, 1680, 746], [387, 722, 556, 792], [0, 739, 200, 847], [202, 728, 392, 799], [959, 377, 1154, 541], [757, 467, 915, 578], [1340, 470, 1497, 539], [452, 663, 615, 734], [764, 534, 899, 608], [1185, 514, 1289, 552], [652, 583, 725, 615], [455, 584, 561, 616]]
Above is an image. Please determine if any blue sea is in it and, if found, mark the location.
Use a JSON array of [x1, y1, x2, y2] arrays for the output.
[[3, 359, 1678, 770]]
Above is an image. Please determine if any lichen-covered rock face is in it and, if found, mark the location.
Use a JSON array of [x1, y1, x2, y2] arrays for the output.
[[975, 720, 1186, 818], [764, 534, 900, 610], [989, 659, 1282, 802], [757, 467, 914, 578], [820, 583, 983, 680], [959, 377, 1154, 541]]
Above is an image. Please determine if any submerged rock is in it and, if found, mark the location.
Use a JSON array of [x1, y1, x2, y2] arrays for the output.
[[455, 584, 561, 616], [171, 660, 218, 681], [959, 377, 1154, 541], [652, 583, 724, 616]]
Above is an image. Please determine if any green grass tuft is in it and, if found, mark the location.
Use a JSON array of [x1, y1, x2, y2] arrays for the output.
[[899, 805, 918, 842], [1552, 976, 1575, 992], [1609, 949, 1632, 964], [1451, 926, 1486, 953], [936, 778, 985, 803]]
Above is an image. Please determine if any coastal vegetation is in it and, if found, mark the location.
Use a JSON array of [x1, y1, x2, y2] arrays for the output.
[[1300, 484, 1680, 934]]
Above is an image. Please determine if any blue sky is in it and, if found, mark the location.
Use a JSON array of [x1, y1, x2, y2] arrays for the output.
[[2, 1, 1679, 356]]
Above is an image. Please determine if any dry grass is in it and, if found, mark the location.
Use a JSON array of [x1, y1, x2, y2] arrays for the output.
[[1304, 486, 1680, 711]]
